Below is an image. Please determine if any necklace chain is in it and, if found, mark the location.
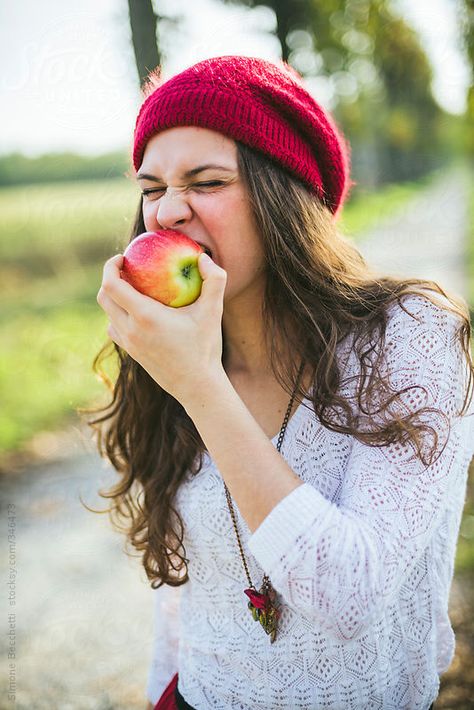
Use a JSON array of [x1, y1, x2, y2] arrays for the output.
[[222, 361, 305, 641]]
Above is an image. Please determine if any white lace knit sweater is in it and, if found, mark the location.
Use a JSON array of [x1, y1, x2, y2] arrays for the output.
[[146, 294, 474, 710]]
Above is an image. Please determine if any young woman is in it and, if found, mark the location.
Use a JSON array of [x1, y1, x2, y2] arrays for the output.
[[90, 56, 474, 709]]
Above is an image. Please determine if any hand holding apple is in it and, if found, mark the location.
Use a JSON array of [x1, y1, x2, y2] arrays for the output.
[[96, 240, 228, 406], [120, 230, 206, 307]]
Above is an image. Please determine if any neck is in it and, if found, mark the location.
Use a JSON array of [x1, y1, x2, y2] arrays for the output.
[[222, 300, 271, 379], [221, 292, 302, 383]]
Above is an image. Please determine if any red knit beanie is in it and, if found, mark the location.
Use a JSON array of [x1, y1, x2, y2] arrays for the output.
[[132, 55, 354, 217]]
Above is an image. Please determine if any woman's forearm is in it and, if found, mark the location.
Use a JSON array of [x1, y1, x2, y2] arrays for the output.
[[183, 372, 303, 534]]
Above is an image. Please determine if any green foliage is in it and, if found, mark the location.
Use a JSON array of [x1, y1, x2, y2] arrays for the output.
[[1, 169, 473, 574], [0, 150, 131, 186], [0, 177, 140, 458], [467, 165, 474, 309], [0, 178, 139, 284], [220, 0, 458, 184], [457, 0, 474, 157], [339, 169, 442, 237], [0, 174, 447, 458], [0, 302, 112, 451]]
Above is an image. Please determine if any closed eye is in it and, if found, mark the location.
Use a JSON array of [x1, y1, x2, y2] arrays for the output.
[[141, 180, 228, 199], [141, 187, 166, 197], [194, 180, 226, 188]]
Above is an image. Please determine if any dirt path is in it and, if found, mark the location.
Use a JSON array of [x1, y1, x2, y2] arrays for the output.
[[355, 163, 471, 301], [1, 448, 154, 709], [1, 165, 472, 709]]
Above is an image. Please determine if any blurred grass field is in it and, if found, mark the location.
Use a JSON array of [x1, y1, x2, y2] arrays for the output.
[[0, 178, 136, 454], [0, 167, 471, 458], [1, 166, 474, 600]]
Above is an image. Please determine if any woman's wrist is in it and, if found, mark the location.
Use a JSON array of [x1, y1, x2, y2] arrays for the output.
[[179, 366, 231, 415]]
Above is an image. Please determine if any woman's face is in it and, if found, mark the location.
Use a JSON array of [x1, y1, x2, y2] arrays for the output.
[[136, 126, 266, 305]]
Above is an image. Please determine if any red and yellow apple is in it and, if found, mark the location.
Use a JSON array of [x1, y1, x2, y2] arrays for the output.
[[120, 230, 207, 307]]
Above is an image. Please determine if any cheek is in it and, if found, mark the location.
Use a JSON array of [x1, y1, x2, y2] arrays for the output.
[[142, 202, 156, 230], [200, 197, 232, 229], [206, 195, 259, 246]]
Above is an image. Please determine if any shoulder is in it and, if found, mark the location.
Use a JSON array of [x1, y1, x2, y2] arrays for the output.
[[382, 291, 473, 416], [381, 291, 469, 379], [337, 290, 467, 375], [384, 290, 466, 338], [338, 289, 472, 416]]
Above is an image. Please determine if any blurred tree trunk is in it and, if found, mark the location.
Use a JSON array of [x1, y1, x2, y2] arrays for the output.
[[274, 6, 290, 62], [220, 0, 310, 62], [127, 0, 161, 88]]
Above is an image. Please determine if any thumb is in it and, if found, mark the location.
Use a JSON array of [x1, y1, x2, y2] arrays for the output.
[[198, 252, 227, 302]]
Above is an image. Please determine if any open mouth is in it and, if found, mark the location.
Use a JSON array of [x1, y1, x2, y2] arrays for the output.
[[198, 243, 213, 258]]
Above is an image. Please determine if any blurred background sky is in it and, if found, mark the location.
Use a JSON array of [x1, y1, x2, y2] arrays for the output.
[[1, 0, 471, 158]]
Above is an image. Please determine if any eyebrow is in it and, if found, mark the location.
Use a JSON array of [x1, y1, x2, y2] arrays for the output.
[[136, 164, 235, 181]]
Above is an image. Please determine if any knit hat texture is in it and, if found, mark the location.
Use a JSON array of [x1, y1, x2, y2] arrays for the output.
[[132, 55, 353, 216]]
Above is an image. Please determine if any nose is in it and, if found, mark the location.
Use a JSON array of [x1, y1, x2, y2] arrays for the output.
[[155, 187, 193, 229]]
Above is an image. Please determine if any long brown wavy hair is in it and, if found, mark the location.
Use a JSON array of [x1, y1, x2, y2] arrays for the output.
[[81, 142, 474, 590]]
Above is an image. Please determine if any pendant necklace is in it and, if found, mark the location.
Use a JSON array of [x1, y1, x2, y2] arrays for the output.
[[222, 361, 305, 643]]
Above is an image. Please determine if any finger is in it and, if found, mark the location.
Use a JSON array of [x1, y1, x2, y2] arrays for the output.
[[198, 253, 227, 305], [97, 288, 130, 329], [102, 254, 159, 314], [198, 254, 227, 312], [107, 323, 124, 348]]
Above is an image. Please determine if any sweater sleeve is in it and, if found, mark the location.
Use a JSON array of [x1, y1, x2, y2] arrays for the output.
[[146, 582, 181, 705], [247, 295, 474, 641]]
